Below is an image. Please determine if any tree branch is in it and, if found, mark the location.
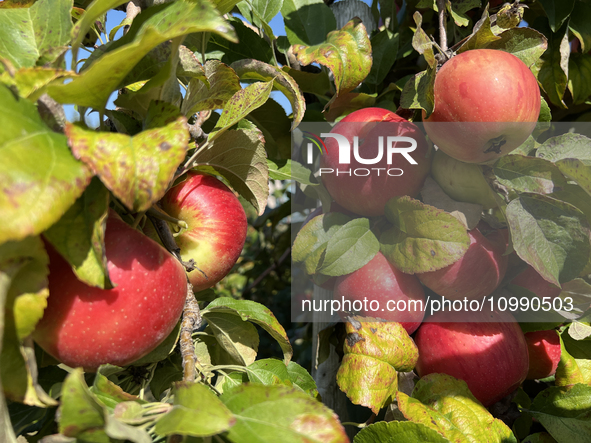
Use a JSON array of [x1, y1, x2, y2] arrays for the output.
[[436, 0, 448, 52], [180, 281, 201, 382]]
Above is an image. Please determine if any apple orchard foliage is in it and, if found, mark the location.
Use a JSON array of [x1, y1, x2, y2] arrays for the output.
[[1, 0, 591, 442]]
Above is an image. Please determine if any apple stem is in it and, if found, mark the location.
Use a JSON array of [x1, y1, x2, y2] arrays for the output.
[[180, 281, 201, 382], [436, 0, 448, 52], [146, 206, 188, 230]]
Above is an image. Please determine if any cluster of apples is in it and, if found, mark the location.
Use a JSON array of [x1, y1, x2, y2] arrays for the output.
[[34, 172, 247, 371], [314, 49, 561, 407]]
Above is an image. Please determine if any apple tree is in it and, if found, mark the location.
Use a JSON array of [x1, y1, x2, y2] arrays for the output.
[[1, 0, 591, 442]]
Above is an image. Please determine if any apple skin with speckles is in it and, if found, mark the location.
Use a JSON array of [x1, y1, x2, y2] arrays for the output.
[[33, 216, 188, 372], [415, 308, 529, 407], [161, 172, 247, 292], [423, 49, 540, 163]]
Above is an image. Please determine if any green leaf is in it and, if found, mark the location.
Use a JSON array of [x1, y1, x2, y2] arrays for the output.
[[400, 67, 436, 117], [537, 133, 591, 163], [445, 0, 480, 27], [205, 17, 274, 65], [66, 117, 189, 212], [529, 384, 591, 442], [410, 12, 436, 68], [58, 369, 106, 438], [568, 53, 591, 105], [267, 159, 317, 186], [493, 155, 567, 195], [0, 84, 92, 245], [246, 358, 289, 385], [366, 29, 399, 85], [398, 374, 517, 443], [537, 0, 575, 33], [91, 373, 143, 411], [569, 322, 591, 341], [317, 218, 379, 277], [354, 421, 450, 443], [43, 178, 111, 289], [209, 80, 274, 138], [286, 361, 318, 397], [506, 193, 591, 286], [221, 384, 348, 443], [484, 27, 548, 68], [155, 382, 235, 437], [203, 297, 293, 364], [203, 312, 259, 366], [522, 433, 558, 443], [247, 98, 292, 159], [48, 0, 236, 109], [534, 20, 570, 108], [337, 318, 419, 414], [281, 0, 336, 46], [282, 66, 331, 96], [293, 18, 372, 99], [71, 0, 128, 58], [555, 334, 586, 386], [0, 67, 74, 101], [181, 60, 241, 116], [570, 1, 591, 53], [231, 59, 306, 130], [194, 128, 269, 215], [379, 196, 471, 274], [292, 212, 353, 276], [0, 0, 71, 69]]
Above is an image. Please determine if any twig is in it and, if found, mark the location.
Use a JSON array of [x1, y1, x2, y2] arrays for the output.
[[243, 248, 291, 295], [436, 0, 448, 52], [180, 281, 201, 382]]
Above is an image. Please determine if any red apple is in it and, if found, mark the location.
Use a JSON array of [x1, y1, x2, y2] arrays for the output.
[[524, 330, 561, 380], [161, 172, 247, 292], [511, 264, 562, 299], [415, 308, 529, 406], [320, 107, 430, 216], [34, 216, 187, 371], [333, 252, 425, 334], [423, 49, 540, 163], [417, 227, 508, 301]]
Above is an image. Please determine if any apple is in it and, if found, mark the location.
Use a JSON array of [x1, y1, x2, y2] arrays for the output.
[[511, 264, 562, 300], [34, 215, 187, 371], [320, 107, 430, 216], [524, 330, 561, 380], [333, 252, 425, 334], [415, 308, 529, 406], [431, 149, 498, 209], [423, 49, 540, 163], [417, 227, 508, 301], [161, 172, 247, 292]]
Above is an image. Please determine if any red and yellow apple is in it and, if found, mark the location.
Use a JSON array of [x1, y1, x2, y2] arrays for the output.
[[417, 227, 508, 301], [320, 107, 430, 216], [34, 215, 187, 371], [161, 172, 247, 292], [333, 252, 425, 334], [524, 329, 561, 380], [415, 308, 529, 406], [423, 49, 540, 163]]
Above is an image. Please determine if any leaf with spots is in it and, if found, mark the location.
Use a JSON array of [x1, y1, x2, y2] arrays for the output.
[[43, 178, 112, 289], [354, 421, 450, 443], [506, 193, 590, 287], [47, 0, 236, 109], [181, 60, 241, 117], [231, 59, 306, 130], [66, 116, 189, 213], [397, 373, 517, 443], [193, 128, 269, 215], [400, 67, 436, 117], [336, 317, 418, 414], [209, 80, 274, 140], [0, 84, 92, 245], [0, 0, 71, 69], [202, 297, 293, 365], [0, 67, 75, 101], [379, 196, 471, 274], [221, 384, 348, 443], [293, 18, 372, 104]]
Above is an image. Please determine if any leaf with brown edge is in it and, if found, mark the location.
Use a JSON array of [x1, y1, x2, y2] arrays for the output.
[[66, 117, 189, 213], [293, 18, 371, 103], [336, 317, 418, 414]]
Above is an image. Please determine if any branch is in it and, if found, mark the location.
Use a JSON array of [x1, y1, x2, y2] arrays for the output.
[[180, 281, 201, 382], [436, 0, 448, 52]]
